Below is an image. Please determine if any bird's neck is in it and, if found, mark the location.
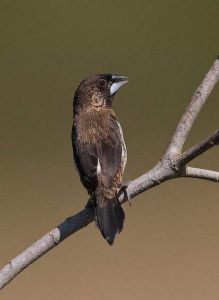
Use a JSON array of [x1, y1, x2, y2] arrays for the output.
[[76, 105, 116, 119]]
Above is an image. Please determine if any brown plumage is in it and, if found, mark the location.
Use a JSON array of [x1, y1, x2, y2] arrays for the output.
[[72, 73, 128, 245]]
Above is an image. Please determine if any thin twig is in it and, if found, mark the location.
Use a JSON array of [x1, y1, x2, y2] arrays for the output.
[[183, 167, 219, 182], [178, 129, 219, 167]]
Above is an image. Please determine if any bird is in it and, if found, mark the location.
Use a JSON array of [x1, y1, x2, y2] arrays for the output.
[[72, 73, 128, 245]]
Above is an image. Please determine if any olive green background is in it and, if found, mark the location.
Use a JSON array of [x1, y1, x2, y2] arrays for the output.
[[1, 1, 219, 299]]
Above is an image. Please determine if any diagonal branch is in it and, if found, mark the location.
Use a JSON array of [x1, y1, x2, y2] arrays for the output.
[[0, 56, 219, 291], [166, 58, 219, 156], [0, 162, 175, 290]]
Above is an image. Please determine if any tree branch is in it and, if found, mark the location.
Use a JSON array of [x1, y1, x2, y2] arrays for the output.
[[177, 129, 219, 167], [183, 167, 219, 182], [1, 57, 219, 290], [166, 58, 219, 156]]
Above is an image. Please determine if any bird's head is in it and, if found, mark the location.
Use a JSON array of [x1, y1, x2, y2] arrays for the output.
[[73, 73, 128, 112]]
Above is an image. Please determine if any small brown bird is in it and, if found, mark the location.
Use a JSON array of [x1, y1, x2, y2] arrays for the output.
[[72, 73, 128, 245]]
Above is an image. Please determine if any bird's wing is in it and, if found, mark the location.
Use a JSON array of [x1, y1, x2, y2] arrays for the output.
[[73, 117, 126, 197], [72, 132, 98, 193], [96, 127, 123, 198]]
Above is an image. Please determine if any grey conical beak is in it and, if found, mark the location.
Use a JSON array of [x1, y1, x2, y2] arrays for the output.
[[110, 75, 128, 96]]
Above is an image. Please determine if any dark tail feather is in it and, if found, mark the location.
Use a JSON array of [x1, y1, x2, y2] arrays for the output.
[[94, 192, 125, 245]]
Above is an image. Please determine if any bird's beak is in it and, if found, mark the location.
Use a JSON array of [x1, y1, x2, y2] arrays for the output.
[[110, 75, 128, 96]]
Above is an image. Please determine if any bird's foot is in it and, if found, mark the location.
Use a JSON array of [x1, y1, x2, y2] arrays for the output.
[[118, 180, 131, 206], [121, 179, 131, 188]]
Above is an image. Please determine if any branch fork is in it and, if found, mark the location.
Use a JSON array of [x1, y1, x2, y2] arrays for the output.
[[1, 57, 219, 290]]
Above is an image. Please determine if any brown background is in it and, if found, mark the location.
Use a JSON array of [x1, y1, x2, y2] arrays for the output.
[[1, 1, 219, 299]]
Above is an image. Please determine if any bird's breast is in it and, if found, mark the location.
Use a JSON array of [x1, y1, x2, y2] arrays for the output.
[[74, 109, 116, 144]]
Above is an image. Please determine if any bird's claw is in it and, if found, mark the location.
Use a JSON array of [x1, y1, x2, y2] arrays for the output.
[[118, 181, 131, 206]]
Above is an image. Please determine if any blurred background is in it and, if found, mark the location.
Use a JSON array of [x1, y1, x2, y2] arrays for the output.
[[1, 1, 219, 299]]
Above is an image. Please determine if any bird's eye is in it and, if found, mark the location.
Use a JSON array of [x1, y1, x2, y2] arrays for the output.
[[98, 79, 107, 89]]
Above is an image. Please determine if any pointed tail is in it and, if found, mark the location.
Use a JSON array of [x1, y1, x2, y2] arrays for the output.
[[94, 189, 125, 245]]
